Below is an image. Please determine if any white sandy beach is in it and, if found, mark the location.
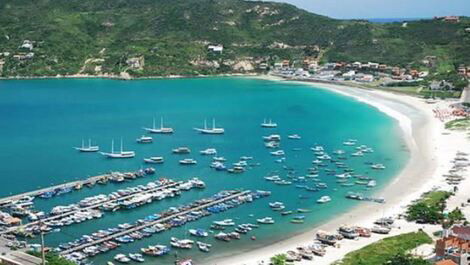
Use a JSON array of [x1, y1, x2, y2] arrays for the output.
[[209, 76, 470, 265]]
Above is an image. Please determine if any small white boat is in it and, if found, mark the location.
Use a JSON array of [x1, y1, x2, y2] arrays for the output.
[[143, 117, 174, 134], [317, 196, 331, 204], [194, 119, 224, 134], [196, 241, 212, 252], [265, 141, 280, 148], [179, 158, 197, 165], [101, 139, 135, 158], [136, 135, 153, 143], [213, 156, 226, 162], [263, 134, 281, 141], [264, 175, 281, 181], [114, 254, 131, 263], [288, 134, 301, 140], [74, 139, 99, 152], [128, 253, 144, 263], [143, 156, 164, 164], [189, 229, 208, 237], [213, 219, 235, 226], [257, 217, 275, 224], [371, 164, 386, 170], [343, 139, 357, 146], [172, 147, 191, 154], [261, 119, 277, 128], [200, 148, 217, 155], [270, 150, 285, 156]]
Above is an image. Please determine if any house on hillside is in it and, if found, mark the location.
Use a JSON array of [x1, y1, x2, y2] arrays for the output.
[[19, 40, 33, 50], [444, 16, 460, 23], [208, 44, 223, 53], [342, 70, 356, 80], [430, 80, 455, 91], [352, 62, 362, 69]]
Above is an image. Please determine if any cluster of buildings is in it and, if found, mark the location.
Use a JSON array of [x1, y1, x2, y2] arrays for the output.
[[270, 58, 431, 84], [435, 225, 470, 265]]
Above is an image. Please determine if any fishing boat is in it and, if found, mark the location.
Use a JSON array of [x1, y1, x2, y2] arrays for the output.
[[288, 134, 301, 140], [338, 225, 359, 239], [141, 245, 170, 256], [317, 196, 331, 204], [100, 139, 135, 158], [316, 231, 339, 245], [269, 202, 285, 210], [227, 166, 245, 174], [143, 117, 174, 134], [114, 254, 130, 263], [290, 215, 305, 224], [264, 175, 281, 181], [261, 119, 277, 128], [196, 241, 211, 252], [297, 208, 311, 213], [213, 219, 235, 226], [214, 232, 231, 241], [179, 158, 197, 165], [343, 139, 357, 146], [281, 210, 293, 216], [143, 156, 164, 164], [194, 119, 224, 134], [136, 135, 153, 143], [74, 139, 99, 152], [210, 161, 227, 171], [128, 253, 145, 263], [172, 147, 191, 154], [189, 229, 208, 237], [274, 180, 291, 185], [200, 148, 217, 155], [371, 225, 391, 234], [257, 217, 275, 224], [170, 238, 194, 249]]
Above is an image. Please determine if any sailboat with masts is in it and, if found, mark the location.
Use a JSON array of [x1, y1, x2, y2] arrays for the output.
[[74, 139, 99, 152], [143, 117, 174, 134], [100, 139, 135, 158], [261, 118, 277, 128], [194, 119, 224, 134]]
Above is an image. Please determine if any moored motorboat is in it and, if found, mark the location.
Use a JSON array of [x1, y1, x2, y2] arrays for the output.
[[143, 156, 164, 164], [317, 196, 331, 204], [179, 158, 197, 165], [172, 147, 191, 154], [136, 135, 153, 143], [256, 217, 275, 224]]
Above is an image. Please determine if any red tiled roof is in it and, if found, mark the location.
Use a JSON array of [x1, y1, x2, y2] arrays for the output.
[[436, 259, 457, 265]]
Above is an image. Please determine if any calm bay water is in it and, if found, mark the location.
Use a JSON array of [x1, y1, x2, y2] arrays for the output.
[[0, 77, 408, 264]]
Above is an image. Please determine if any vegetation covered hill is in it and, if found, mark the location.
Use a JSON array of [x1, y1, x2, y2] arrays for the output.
[[0, 0, 469, 77]]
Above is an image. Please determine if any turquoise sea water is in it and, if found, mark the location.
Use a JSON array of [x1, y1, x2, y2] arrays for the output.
[[0, 77, 408, 264]]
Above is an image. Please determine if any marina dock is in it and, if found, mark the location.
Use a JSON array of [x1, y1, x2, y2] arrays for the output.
[[60, 190, 250, 255], [0, 180, 182, 235], [0, 171, 148, 205]]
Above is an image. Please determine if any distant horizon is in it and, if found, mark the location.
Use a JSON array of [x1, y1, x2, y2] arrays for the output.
[[267, 0, 470, 19]]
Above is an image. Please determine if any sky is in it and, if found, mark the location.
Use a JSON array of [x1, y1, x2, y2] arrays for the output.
[[269, 0, 470, 19]]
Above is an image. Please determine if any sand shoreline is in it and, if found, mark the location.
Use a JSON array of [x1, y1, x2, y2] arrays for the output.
[[209, 76, 466, 265]]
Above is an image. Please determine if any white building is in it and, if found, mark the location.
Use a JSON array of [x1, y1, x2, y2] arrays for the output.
[[208, 44, 223, 53]]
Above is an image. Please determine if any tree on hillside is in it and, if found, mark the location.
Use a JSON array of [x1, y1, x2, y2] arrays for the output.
[[271, 254, 288, 265]]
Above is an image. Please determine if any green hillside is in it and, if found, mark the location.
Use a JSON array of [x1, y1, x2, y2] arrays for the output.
[[0, 0, 468, 77]]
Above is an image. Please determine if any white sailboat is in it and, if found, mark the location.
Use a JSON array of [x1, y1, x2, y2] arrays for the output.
[[261, 118, 277, 128], [100, 139, 135, 158], [143, 117, 174, 134], [74, 139, 99, 152], [194, 119, 224, 134]]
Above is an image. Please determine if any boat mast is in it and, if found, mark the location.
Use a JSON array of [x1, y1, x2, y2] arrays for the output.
[[111, 139, 114, 154], [212, 119, 215, 129], [160, 117, 164, 129], [88, 139, 91, 148], [81, 139, 85, 148], [120, 138, 123, 153], [152, 117, 156, 130], [204, 119, 207, 130]]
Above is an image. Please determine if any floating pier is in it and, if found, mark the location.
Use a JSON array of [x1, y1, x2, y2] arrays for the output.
[[60, 190, 251, 255]]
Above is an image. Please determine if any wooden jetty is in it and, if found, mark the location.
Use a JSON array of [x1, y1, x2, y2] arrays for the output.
[[60, 190, 250, 255]]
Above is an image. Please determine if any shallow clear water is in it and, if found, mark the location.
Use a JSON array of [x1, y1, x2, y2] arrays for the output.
[[0, 77, 408, 264]]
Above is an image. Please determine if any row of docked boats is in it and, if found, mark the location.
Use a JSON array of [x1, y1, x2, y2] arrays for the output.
[[18, 179, 205, 236], [60, 190, 271, 263]]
